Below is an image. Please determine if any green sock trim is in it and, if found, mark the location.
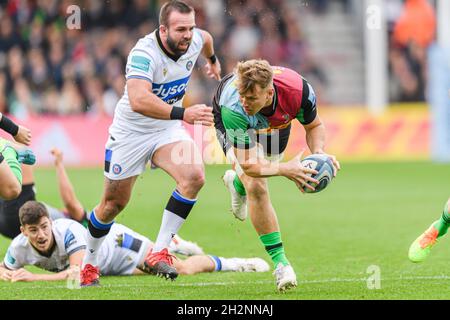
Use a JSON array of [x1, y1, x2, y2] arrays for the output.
[[260, 232, 290, 267], [2, 146, 22, 184], [233, 175, 246, 196], [433, 208, 450, 238]]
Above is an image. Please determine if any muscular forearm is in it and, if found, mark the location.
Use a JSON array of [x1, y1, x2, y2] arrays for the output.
[[305, 123, 326, 154], [241, 160, 289, 178], [130, 92, 174, 119]]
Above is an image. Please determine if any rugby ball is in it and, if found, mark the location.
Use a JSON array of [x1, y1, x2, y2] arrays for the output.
[[300, 154, 334, 193]]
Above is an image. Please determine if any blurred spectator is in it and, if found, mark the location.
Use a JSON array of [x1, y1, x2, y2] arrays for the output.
[[392, 0, 436, 49], [388, 0, 436, 102], [0, 0, 323, 116]]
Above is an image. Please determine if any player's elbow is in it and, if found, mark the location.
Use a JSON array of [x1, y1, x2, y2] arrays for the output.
[[129, 94, 146, 113]]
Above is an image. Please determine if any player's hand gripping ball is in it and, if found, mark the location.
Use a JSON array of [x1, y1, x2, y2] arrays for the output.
[[301, 154, 335, 193]]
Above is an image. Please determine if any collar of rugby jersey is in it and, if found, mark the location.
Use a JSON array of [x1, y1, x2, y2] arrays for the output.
[[155, 29, 183, 62]]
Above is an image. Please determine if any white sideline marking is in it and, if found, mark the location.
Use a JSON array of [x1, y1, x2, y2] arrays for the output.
[[18, 275, 450, 290]]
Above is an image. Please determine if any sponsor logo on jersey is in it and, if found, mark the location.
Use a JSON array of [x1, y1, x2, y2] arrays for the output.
[[186, 61, 193, 71], [152, 75, 190, 103], [64, 230, 77, 250], [6, 249, 15, 265], [130, 56, 151, 72], [112, 164, 122, 175]]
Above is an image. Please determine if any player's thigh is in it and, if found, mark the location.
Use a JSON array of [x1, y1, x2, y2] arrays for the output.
[[104, 131, 154, 181], [152, 138, 205, 186], [101, 175, 138, 210]]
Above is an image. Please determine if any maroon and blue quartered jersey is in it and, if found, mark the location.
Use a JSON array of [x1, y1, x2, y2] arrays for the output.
[[213, 66, 317, 149]]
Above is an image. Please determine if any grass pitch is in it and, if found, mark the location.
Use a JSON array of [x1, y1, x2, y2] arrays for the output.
[[0, 162, 449, 300]]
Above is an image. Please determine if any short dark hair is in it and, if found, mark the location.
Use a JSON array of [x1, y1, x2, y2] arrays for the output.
[[159, 0, 194, 27], [19, 201, 49, 226]]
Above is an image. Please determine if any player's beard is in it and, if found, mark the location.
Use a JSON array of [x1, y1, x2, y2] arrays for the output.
[[167, 33, 191, 56]]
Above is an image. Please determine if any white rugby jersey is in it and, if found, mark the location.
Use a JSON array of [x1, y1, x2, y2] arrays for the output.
[[3, 219, 86, 272], [3, 220, 150, 276], [111, 28, 204, 134]]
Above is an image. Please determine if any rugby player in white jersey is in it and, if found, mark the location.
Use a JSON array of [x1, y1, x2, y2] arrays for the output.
[[80, 1, 222, 286], [0, 201, 269, 282]]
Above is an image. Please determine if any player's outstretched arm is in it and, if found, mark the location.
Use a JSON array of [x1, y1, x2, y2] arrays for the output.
[[127, 78, 213, 126], [50, 148, 85, 221], [7, 250, 84, 282], [1, 261, 67, 282]]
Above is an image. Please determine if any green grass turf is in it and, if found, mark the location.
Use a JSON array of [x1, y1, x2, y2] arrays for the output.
[[0, 162, 449, 300]]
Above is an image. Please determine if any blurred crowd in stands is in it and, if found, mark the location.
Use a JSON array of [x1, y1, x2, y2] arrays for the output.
[[0, 0, 438, 118], [0, 0, 325, 118], [387, 0, 436, 102]]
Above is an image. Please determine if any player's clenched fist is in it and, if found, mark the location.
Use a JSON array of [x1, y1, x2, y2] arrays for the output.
[[50, 148, 64, 166], [183, 104, 214, 126]]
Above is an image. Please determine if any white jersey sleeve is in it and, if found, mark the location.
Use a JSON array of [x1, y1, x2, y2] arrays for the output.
[[62, 220, 87, 256], [125, 37, 159, 84], [3, 240, 24, 270]]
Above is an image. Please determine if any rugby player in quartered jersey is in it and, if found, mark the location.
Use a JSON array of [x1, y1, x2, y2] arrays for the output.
[[213, 59, 340, 292], [80, 1, 222, 286]]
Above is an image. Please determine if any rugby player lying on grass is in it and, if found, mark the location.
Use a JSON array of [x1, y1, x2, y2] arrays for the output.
[[0, 200, 269, 282], [1, 147, 207, 257]]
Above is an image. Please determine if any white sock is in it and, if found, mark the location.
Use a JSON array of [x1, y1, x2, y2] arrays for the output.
[[217, 257, 240, 272], [152, 209, 186, 253], [82, 231, 107, 267], [82, 210, 113, 268]]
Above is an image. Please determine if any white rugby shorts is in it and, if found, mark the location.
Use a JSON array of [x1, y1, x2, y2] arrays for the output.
[[97, 223, 152, 276], [104, 122, 193, 180]]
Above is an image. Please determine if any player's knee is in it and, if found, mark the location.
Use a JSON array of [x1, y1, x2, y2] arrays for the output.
[[191, 170, 205, 190], [1, 183, 21, 200], [244, 179, 268, 199], [180, 169, 205, 193]]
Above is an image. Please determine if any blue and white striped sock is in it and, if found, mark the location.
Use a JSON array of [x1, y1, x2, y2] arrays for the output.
[[209, 255, 222, 272], [83, 210, 114, 267]]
